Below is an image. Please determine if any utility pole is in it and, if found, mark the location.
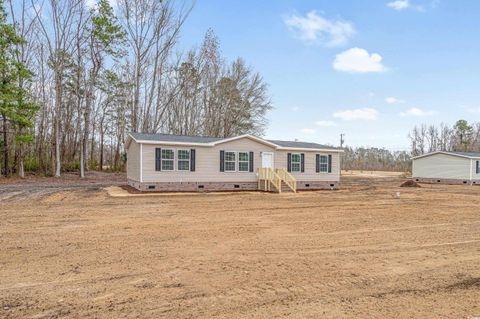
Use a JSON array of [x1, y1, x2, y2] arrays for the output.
[[340, 133, 345, 148]]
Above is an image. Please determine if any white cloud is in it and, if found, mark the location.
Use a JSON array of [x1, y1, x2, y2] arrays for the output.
[[385, 97, 404, 104], [333, 48, 386, 73], [387, 0, 430, 12], [284, 11, 355, 47], [387, 0, 410, 10], [399, 107, 436, 117], [301, 128, 316, 135], [291, 106, 300, 112], [315, 120, 337, 127], [333, 108, 379, 121]]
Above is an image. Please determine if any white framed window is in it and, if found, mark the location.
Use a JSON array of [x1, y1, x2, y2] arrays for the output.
[[225, 151, 236, 172], [177, 149, 190, 171], [291, 153, 301, 172], [476, 160, 480, 174], [161, 149, 174, 171], [319, 155, 328, 172], [238, 152, 249, 172]]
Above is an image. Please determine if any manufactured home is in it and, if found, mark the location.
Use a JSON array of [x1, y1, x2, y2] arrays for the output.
[[126, 133, 343, 192], [412, 151, 480, 185]]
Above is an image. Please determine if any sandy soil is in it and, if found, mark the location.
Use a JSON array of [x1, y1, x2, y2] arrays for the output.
[[1, 175, 479, 318]]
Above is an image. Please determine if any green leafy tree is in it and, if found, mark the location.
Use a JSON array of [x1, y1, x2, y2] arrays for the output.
[[0, 0, 38, 177]]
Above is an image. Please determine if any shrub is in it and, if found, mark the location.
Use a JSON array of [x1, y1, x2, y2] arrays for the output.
[[24, 156, 40, 172], [63, 160, 80, 172]]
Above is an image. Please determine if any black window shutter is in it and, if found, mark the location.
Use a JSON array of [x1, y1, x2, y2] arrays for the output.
[[155, 148, 161, 171], [328, 154, 332, 173], [249, 151, 254, 172], [477, 160, 479, 174], [300, 153, 305, 172], [220, 150, 225, 172], [190, 149, 196, 171], [316, 154, 320, 173], [287, 153, 292, 172]]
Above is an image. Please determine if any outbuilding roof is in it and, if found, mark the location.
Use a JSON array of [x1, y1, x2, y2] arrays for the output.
[[412, 150, 480, 160], [128, 133, 342, 151], [449, 151, 480, 157]]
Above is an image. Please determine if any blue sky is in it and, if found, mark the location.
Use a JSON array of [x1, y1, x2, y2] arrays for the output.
[[178, 0, 480, 150]]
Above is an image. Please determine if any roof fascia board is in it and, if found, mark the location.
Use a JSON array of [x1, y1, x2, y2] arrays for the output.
[[276, 147, 344, 153], [125, 134, 134, 149], [412, 151, 478, 160], [133, 140, 214, 147]]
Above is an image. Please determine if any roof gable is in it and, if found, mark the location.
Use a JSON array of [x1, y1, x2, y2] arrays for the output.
[[211, 134, 279, 148], [267, 139, 338, 150]]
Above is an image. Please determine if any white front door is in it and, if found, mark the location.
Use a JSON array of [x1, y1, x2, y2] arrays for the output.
[[262, 152, 274, 168]]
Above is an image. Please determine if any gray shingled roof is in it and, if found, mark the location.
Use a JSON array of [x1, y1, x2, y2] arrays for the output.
[[448, 151, 480, 157], [267, 139, 339, 150], [130, 133, 340, 150], [130, 133, 223, 143]]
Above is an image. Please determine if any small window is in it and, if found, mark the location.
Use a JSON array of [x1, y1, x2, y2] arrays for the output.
[[161, 149, 174, 171], [476, 161, 480, 174], [291, 153, 301, 172], [319, 155, 328, 172], [238, 152, 249, 172], [224, 151, 236, 172], [177, 150, 190, 171]]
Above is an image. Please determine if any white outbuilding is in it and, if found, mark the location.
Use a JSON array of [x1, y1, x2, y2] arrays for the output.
[[412, 151, 480, 185]]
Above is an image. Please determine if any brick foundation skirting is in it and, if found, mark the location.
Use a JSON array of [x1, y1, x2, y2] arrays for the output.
[[413, 177, 480, 185], [296, 181, 338, 190], [127, 179, 339, 192]]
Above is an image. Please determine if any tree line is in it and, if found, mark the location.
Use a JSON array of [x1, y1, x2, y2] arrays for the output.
[[342, 119, 480, 173], [0, 0, 272, 177], [342, 147, 411, 172], [408, 120, 480, 156]]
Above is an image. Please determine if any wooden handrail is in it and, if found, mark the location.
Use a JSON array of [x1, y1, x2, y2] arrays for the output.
[[257, 167, 297, 193], [257, 168, 282, 193], [275, 168, 297, 193]]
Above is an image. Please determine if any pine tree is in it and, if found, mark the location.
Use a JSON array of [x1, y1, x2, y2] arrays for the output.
[[0, 0, 38, 177], [80, 0, 125, 177]]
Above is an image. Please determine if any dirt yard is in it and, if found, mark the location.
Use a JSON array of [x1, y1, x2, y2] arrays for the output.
[[1, 174, 479, 318]]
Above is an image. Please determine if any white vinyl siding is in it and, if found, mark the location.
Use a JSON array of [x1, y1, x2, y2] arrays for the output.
[[275, 151, 340, 182], [412, 153, 471, 179], [138, 136, 341, 183], [126, 141, 141, 181]]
